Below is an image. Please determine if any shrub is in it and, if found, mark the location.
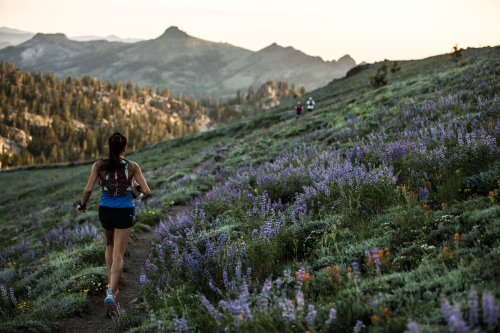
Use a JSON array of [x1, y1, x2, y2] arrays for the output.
[[390, 62, 401, 74], [77, 241, 105, 266], [0, 320, 51, 333], [66, 273, 107, 296], [136, 209, 162, 226], [463, 160, 500, 195], [451, 44, 463, 63], [370, 62, 388, 88]]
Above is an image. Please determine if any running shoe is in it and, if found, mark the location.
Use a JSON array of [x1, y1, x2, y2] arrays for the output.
[[104, 289, 117, 318]]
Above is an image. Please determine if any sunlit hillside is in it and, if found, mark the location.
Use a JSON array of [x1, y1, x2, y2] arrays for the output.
[[0, 62, 305, 168], [0, 46, 499, 332]]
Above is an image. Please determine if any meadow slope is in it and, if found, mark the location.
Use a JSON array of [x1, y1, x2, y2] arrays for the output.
[[0, 46, 499, 333]]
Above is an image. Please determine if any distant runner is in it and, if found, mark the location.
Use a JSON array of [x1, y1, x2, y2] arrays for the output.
[[295, 101, 303, 119], [77, 131, 151, 318], [307, 97, 315, 112]]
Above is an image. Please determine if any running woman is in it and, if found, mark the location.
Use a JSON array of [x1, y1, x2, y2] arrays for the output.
[[77, 131, 150, 317]]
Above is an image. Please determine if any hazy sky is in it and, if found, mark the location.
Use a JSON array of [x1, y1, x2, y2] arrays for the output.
[[1, 0, 499, 63]]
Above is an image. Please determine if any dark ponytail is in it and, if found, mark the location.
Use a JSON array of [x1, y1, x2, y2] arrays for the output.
[[101, 131, 127, 171]]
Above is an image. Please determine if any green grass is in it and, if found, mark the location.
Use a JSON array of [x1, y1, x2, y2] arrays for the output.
[[0, 46, 499, 332]]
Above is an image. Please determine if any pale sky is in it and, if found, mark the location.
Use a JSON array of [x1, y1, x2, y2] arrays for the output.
[[1, 0, 499, 63]]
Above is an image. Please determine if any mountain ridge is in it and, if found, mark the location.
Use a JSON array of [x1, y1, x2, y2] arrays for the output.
[[0, 26, 356, 98]]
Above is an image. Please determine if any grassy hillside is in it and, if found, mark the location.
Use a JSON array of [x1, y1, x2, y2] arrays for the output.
[[0, 46, 499, 332]]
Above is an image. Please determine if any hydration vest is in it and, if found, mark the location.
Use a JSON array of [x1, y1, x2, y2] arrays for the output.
[[99, 159, 132, 196]]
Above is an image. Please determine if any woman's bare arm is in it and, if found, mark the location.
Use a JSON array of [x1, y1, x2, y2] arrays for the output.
[[131, 161, 151, 195], [79, 162, 99, 212]]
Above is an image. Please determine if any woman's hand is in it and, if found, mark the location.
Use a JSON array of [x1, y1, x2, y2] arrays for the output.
[[76, 203, 87, 213]]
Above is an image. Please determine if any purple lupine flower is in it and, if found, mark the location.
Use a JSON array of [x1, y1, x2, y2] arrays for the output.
[[369, 248, 382, 277], [353, 320, 363, 333], [407, 321, 420, 333], [468, 290, 478, 326], [279, 299, 296, 322], [0, 284, 7, 301], [325, 308, 336, 326], [441, 299, 453, 325], [260, 278, 272, 312], [419, 187, 429, 202], [26, 286, 32, 298], [49, 297, 54, 310], [305, 304, 317, 328], [208, 281, 222, 297], [252, 229, 258, 240], [351, 262, 360, 281], [448, 309, 468, 333], [235, 260, 242, 281], [275, 278, 283, 289], [482, 292, 499, 327], [200, 295, 225, 321], [9, 287, 16, 306], [296, 290, 305, 311], [172, 316, 189, 332], [139, 273, 148, 286], [156, 285, 162, 296], [442, 300, 468, 333]]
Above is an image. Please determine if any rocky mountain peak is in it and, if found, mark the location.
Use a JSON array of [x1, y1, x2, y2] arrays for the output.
[[157, 26, 189, 40], [32, 33, 68, 43], [337, 54, 356, 67], [32, 33, 68, 42], [260, 43, 284, 52]]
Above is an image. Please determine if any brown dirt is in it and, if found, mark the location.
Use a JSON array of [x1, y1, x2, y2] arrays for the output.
[[53, 205, 186, 333]]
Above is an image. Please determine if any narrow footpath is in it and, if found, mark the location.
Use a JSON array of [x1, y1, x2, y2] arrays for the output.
[[54, 205, 186, 333]]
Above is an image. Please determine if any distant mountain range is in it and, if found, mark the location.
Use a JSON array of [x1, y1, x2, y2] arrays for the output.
[[0, 26, 356, 98], [0, 27, 142, 46]]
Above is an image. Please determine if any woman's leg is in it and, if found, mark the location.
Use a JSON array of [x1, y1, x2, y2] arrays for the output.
[[109, 227, 132, 293], [102, 228, 114, 286]]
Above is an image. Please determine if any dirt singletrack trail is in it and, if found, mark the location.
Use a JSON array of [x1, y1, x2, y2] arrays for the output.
[[54, 205, 187, 333]]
